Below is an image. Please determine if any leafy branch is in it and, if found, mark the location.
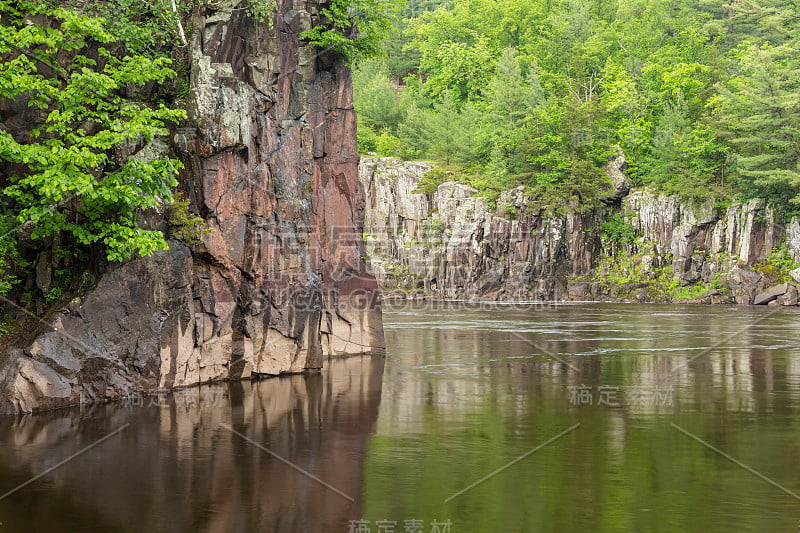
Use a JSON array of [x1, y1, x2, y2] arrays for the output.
[[0, 2, 186, 263], [301, 0, 399, 63]]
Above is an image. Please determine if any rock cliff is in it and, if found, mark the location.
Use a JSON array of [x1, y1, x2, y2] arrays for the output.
[[360, 158, 600, 300], [0, 0, 384, 414], [360, 157, 800, 305]]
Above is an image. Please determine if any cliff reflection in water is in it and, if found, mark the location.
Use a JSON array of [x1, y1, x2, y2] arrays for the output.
[[363, 302, 800, 532], [0, 355, 384, 533], [376, 302, 800, 430]]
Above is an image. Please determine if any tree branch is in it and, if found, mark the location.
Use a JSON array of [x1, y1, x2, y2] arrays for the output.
[[170, 0, 188, 47]]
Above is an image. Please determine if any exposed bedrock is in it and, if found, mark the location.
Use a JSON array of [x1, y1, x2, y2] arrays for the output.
[[0, 0, 384, 414], [360, 157, 800, 305]]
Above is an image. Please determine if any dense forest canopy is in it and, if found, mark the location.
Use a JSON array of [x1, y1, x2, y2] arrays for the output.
[[354, 0, 800, 211]]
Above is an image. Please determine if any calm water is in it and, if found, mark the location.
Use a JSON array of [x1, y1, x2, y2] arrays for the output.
[[1, 302, 799, 532]]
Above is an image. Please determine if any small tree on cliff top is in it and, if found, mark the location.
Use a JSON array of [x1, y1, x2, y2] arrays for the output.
[[301, 0, 401, 63], [0, 1, 186, 269]]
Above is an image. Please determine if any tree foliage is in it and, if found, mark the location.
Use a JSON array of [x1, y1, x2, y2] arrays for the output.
[[354, 0, 800, 209], [301, 0, 401, 62], [0, 1, 185, 271], [714, 41, 800, 203]]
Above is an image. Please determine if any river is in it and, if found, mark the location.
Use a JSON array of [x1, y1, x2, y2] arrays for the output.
[[1, 302, 799, 532]]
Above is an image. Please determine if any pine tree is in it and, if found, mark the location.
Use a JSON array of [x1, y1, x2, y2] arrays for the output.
[[724, 0, 799, 45], [427, 91, 468, 165], [642, 96, 691, 186], [486, 48, 544, 128], [716, 41, 800, 202], [353, 60, 406, 131]]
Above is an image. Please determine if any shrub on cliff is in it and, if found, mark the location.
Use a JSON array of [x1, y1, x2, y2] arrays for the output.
[[600, 212, 636, 245], [754, 245, 800, 284], [301, 0, 400, 63]]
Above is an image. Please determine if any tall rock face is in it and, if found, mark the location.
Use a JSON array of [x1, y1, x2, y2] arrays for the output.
[[360, 157, 800, 304], [621, 191, 786, 303], [0, 1, 384, 414], [360, 158, 600, 300]]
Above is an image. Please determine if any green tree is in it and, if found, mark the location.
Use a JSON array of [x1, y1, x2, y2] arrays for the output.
[[486, 48, 543, 128], [522, 96, 609, 200], [639, 95, 724, 196], [356, 0, 800, 207], [399, 91, 472, 165], [482, 50, 545, 176], [301, 0, 400, 62], [353, 60, 406, 131], [405, 1, 500, 101], [0, 2, 186, 263], [715, 42, 800, 203], [723, 0, 799, 46]]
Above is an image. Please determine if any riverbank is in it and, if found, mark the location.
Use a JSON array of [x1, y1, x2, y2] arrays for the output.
[[360, 157, 800, 306]]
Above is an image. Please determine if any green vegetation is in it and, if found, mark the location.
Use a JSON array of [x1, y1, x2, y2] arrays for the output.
[[414, 166, 462, 195], [245, 0, 277, 20], [599, 212, 636, 245], [54, 0, 179, 55], [354, 0, 800, 211], [43, 268, 73, 303], [0, 220, 26, 296], [592, 239, 731, 301], [591, 245, 677, 301], [301, 0, 400, 63], [56, 0, 276, 54], [0, 0, 403, 315], [753, 245, 800, 283], [498, 199, 517, 220], [0, 314, 13, 337], [0, 2, 185, 282], [427, 217, 445, 235], [672, 279, 722, 301], [166, 192, 211, 246]]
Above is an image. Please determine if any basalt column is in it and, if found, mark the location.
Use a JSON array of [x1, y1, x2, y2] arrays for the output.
[[184, 0, 385, 374]]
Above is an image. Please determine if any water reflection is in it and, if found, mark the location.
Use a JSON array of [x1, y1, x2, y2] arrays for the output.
[[0, 356, 384, 533], [366, 302, 800, 532], [378, 303, 800, 425], [2, 302, 800, 532]]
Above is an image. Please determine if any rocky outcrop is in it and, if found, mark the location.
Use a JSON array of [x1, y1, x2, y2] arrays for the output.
[[360, 157, 800, 305], [361, 158, 600, 300], [0, 0, 384, 414], [753, 283, 789, 305], [621, 191, 791, 304]]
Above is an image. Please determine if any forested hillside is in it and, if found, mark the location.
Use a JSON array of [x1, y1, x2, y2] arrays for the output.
[[354, 0, 800, 212]]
